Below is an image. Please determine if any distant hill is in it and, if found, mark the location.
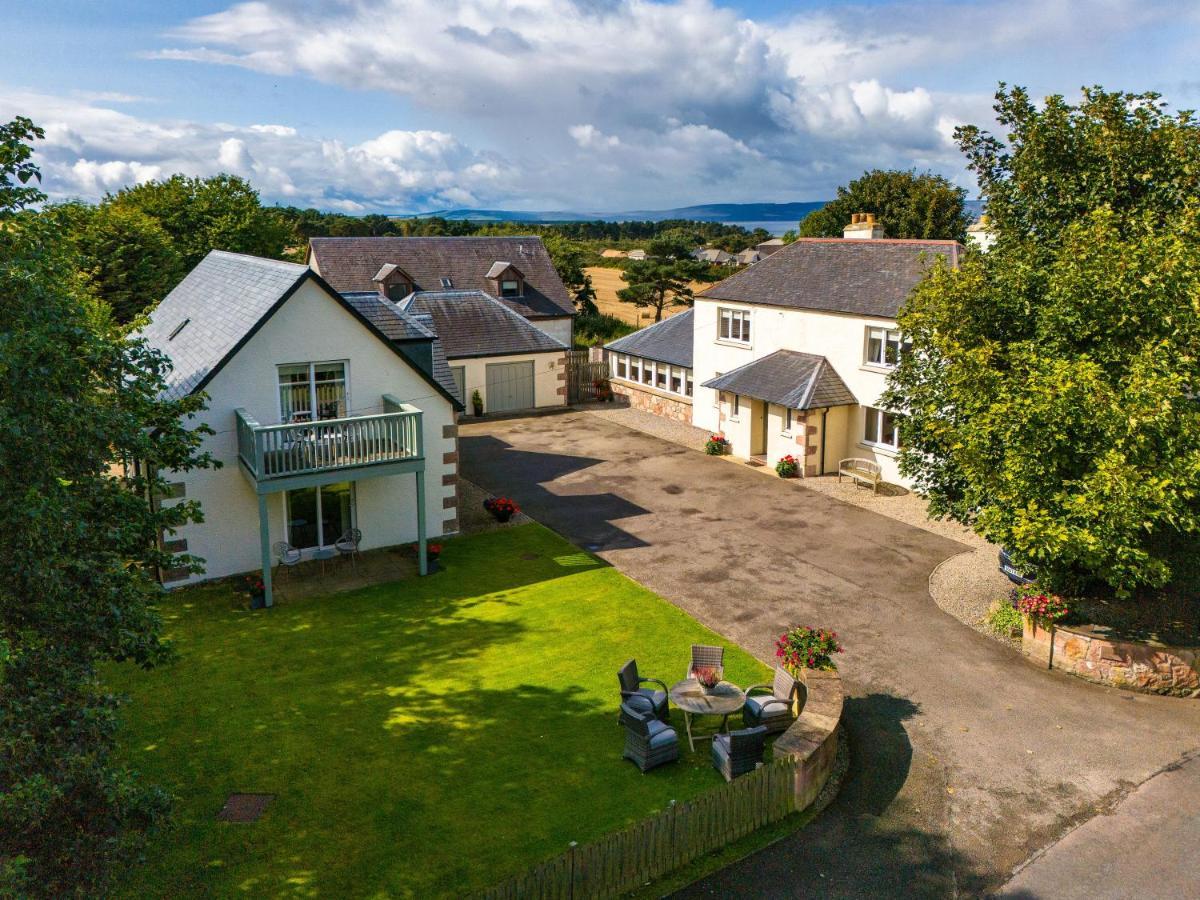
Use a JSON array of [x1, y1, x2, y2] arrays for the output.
[[397, 202, 828, 224]]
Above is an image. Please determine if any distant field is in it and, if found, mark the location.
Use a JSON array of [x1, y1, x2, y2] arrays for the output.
[[585, 266, 702, 327]]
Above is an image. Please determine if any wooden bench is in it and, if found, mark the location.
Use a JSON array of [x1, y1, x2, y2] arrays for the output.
[[838, 458, 882, 493]]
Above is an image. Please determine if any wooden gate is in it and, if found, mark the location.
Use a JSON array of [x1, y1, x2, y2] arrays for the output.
[[566, 349, 610, 403]]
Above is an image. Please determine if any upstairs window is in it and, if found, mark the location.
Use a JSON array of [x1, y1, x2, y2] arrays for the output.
[[718, 308, 751, 344], [500, 279, 521, 297], [279, 361, 347, 423], [385, 280, 411, 302], [865, 327, 911, 368]]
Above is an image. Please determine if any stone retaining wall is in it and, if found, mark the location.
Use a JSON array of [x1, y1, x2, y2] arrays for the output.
[[774, 667, 844, 808], [1023, 618, 1200, 697], [610, 381, 693, 424]]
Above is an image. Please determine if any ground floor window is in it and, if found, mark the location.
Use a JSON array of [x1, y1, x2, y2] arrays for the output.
[[611, 353, 693, 400], [863, 406, 902, 450], [287, 481, 354, 550], [783, 407, 793, 434]]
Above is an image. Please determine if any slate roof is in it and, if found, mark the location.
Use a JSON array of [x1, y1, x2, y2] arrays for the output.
[[139, 251, 310, 402], [138, 250, 462, 409], [399, 290, 568, 360], [308, 236, 575, 320], [340, 292, 461, 403], [700, 238, 960, 319], [605, 309, 694, 369], [701, 350, 856, 410]]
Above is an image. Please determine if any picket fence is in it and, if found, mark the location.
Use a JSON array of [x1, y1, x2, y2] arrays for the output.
[[478, 755, 799, 900]]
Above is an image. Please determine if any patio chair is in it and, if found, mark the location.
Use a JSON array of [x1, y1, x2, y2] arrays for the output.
[[711, 725, 768, 782], [272, 541, 302, 580], [617, 659, 670, 722], [619, 702, 680, 773], [334, 528, 362, 569], [742, 667, 801, 734], [687, 644, 725, 681]]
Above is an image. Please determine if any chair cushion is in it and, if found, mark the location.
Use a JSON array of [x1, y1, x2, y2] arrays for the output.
[[647, 720, 677, 749], [637, 688, 668, 709], [744, 695, 789, 718]]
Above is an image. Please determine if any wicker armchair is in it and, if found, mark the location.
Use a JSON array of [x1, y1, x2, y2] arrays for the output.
[[272, 541, 302, 579], [687, 644, 725, 680], [620, 702, 680, 773], [742, 668, 801, 734], [711, 725, 768, 782], [617, 659, 670, 722], [334, 528, 362, 569]]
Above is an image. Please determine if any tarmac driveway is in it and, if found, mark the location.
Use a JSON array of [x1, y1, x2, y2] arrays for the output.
[[460, 410, 1200, 897]]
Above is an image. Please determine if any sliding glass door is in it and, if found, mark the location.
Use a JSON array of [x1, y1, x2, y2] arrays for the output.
[[286, 482, 354, 550]]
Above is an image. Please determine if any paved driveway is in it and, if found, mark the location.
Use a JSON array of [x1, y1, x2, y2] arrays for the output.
[[460, 410, 1200, 897]]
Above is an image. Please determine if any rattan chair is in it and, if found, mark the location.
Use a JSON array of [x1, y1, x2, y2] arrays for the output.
[[334, 528, 362, 569], [618, 659, 670, 722], [620, 702, 680, 773], [711, 725, 768, 782], [272, 541, 302, 579], [742, 667, 801, 734], [687, 644, 725, 680]]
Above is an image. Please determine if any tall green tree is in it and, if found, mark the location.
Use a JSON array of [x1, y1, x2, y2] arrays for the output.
[[884, 86, 1200, 597], [0, 121, 216, 895], [108, 173, 290, 271], [617, 240, 707, 322], [799, 169, 972, 241]]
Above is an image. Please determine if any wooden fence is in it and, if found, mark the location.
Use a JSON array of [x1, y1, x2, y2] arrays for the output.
[[478, 756, 799, 900], [565, 349, 610, 403]]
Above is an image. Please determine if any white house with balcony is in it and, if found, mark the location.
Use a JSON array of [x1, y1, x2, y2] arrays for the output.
[[606, 216, 961, 488], [137, 250, 463, 607]]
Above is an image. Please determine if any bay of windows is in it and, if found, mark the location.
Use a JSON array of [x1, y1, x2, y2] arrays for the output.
[[718, 308, 751, 344], [609, 353, 693, 399], [864, 406, 902, 450]]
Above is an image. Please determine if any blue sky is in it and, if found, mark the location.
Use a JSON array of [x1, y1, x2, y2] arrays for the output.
[[3, 0, 1197, 212]]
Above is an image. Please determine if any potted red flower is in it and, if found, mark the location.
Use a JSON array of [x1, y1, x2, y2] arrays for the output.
[[775, 454, 799, 478], [242, 574, 266, 610], [693, 665, 722, 695], [705, 433, 730, 456], [775, 626, 843, 679], [410, 542, 442, 562], [483, 496, 520, 523]]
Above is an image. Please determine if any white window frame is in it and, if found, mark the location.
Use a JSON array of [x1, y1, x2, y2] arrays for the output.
[[864, 326, 910, 369], [500, 279, 521, 297], [685, 371, 694, 397], [782, 406, 793, 435], [629, 356, 641, 383], [285, 482, 357, 551], [729, 393, 741, 421], [717, 307, 752, 345], [277, 360, 349, 424], [614, 354, 628, 380], [862, 405, 902, 451]]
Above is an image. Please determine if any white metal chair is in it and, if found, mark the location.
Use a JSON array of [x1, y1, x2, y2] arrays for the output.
[[334, 528, 362, 570], [273, 541, 302, 580]]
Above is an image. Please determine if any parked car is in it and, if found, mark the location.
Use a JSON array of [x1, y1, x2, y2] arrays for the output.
[[998, 547, 1036, 586]]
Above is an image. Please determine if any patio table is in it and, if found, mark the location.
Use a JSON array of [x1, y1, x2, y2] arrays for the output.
[[312, 546, 337, 575], [669, 679, 746, 752]]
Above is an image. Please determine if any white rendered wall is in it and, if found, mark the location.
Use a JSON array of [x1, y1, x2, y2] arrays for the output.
[[452, 350, 567, 413], [530, 316, 573, 346], [160, 278, 457, 585], [690, 297, 908, 486]]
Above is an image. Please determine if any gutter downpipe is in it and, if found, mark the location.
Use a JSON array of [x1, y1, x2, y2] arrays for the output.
[[819, 408, 829, 475]]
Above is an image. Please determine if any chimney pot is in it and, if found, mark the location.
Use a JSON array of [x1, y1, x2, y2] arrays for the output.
[[844, 212, 885, 240]]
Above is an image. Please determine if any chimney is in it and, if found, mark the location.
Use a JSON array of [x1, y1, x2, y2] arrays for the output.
[[843, 212, 885, 240]]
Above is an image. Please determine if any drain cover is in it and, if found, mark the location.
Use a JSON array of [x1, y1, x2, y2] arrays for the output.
[[217, 793, 274, 823]]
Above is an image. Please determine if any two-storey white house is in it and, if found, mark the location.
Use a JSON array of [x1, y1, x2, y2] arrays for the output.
[[606, 216, 961, 488], [137, 250, 463, 606]]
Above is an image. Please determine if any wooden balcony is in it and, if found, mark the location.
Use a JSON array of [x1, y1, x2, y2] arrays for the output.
[[235, 394, 424, 492]]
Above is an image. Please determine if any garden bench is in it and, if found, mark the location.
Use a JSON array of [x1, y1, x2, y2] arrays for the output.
[[838, 458, 882, 493]]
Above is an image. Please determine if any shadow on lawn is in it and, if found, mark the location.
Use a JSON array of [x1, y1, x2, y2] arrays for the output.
[[461, 434, 652, 552]]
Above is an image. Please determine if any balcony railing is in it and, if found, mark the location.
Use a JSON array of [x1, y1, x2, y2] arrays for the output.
[[235, 394, 423, 482]]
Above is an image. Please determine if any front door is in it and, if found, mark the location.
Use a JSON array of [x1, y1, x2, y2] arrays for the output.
[[750, 400, 768, 456]]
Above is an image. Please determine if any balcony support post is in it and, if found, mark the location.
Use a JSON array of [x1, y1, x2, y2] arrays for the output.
[[415, 470, 427, 576], [258, 493, 274, 607]]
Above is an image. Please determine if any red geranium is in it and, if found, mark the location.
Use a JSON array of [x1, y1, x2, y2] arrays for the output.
[[1017, 592, 1069, 623]]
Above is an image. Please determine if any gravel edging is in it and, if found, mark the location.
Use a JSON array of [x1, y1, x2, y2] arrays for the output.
[[929, 545, 1021, 649], [457, 478, 533, 535]]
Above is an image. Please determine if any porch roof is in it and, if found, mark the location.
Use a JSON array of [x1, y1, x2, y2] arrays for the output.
[[701, 350, 857, 411]]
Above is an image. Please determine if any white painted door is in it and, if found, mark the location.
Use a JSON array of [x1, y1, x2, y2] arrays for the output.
[[485, 361, 535, 413]]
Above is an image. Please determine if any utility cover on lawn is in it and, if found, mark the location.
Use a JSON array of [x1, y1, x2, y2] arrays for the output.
[[217, 793, 275, 823]]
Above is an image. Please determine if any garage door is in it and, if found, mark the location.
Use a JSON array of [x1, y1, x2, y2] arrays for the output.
[[485, 360, 535, 413]]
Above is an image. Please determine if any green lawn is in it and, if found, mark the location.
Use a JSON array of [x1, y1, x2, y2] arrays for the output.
[[109, 524, 770, 897]]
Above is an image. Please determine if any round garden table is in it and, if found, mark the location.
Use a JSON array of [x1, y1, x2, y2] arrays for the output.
[[669, 679, 746, 752]]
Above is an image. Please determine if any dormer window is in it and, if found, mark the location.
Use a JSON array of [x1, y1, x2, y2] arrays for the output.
[[372, 263, 414, 303], [486, 261, 524, 298]]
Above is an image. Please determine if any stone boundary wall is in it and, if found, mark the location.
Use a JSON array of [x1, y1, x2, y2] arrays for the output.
[[774, 667, 844, 808], [610, 381, 693, 424], [1023, 618, 1200, 697]]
